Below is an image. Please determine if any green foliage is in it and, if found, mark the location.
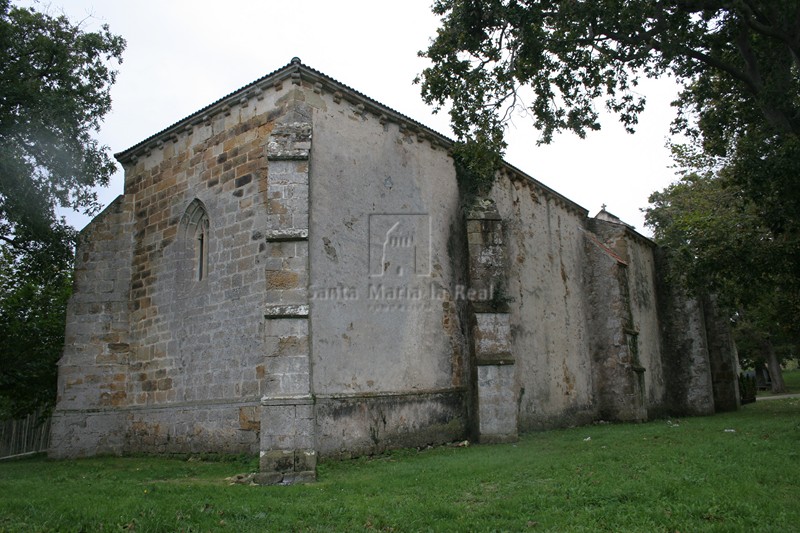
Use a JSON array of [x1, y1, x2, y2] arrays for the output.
[[0, 1, 123, 418], [782, 369, 800, 394], [0, 0, 125, 253], [418, 1, 800, 241], [418, 0, 656, 145], [670, 80, 800, 263], [0, 246, 72, 419], [646, 173, 765, 300], [418, 1, 800, 144], [451, 139, 502, 200], [644, 170, 799, 369], [1, 399, 799, 531]]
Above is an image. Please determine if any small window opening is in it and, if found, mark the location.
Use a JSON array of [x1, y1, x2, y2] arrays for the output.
[[180, 199, 210, 287], [197, 231, 205, 281], [192, 215, 209, 282]]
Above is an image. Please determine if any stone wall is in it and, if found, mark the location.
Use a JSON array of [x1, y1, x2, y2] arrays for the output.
[[50, 196, 132, 457], [584, 229, 646, 422], [117, 85, 287, 455], [484, 177, 734, 428], [615, 230, 667, 416], [585, 219, 667, 421], [654, 249, 717, 416], [307, 82, 469, 457], [52, 76, 314, 457], [702, 295, 741, 412], [50, 59, 739, 474], [467, 207, 518, 442], [259, 93, 316, 484], [491, 174, 597, 430]]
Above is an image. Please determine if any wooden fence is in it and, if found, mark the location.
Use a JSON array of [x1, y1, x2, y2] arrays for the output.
[[0, 410, 51, 460]]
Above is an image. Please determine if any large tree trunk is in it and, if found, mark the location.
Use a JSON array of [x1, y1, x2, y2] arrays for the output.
[[762, 337, 787, 394]]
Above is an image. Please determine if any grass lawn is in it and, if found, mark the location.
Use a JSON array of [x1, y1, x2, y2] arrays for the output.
[[1, 398, 798, 532], [758, 368, 800, 396], [783, 370, 800, 393], [779, 368, 800, 393]]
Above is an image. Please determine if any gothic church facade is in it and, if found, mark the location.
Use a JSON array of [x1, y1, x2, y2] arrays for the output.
[[50, 59, 738, 483]]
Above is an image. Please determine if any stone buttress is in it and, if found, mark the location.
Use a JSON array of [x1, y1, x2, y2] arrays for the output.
[[258, 98, 316, 484], [466, 199, 518, 443], [584, 222, 648, 422]]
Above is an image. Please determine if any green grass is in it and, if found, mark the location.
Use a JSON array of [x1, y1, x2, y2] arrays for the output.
[[781, 369, 800, 393], [1, 399, 799, 532], [759, 368, 800, 396]]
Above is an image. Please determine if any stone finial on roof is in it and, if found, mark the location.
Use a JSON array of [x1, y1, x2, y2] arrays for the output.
[[594, 205, 636, 230], [291, 57, 302, 65]]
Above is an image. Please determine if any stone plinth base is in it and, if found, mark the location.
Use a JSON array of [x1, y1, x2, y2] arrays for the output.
[[256, 449, 317, 485]]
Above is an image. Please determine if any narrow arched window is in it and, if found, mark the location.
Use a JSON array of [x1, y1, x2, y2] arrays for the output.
[[195, 219, 208, 281], [180, 199, 210, 285]]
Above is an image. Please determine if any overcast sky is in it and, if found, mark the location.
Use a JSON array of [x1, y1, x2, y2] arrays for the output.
[[31, 0, 682, 234]]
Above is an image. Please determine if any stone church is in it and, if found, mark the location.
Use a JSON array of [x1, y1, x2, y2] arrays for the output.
[[50, 58, 739, 483]]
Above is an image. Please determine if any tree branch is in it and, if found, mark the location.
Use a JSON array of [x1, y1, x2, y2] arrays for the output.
[[595, 23, 759, 93], [733, 19, 764, 91], [0, 234, 32, 253]]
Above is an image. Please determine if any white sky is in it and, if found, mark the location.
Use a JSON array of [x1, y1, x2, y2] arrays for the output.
[[32, 0, 682, 235]]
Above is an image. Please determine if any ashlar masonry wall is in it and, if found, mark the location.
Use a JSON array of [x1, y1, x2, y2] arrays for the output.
[[50, 59, 739, 474], [490, 174, 597, 430], [50, 197, 133, 456], [52, 78, 312, 457], [307, 83, 469, 457]]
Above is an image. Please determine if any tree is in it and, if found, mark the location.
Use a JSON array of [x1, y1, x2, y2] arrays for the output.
[[644, 170, 798, 393], [416, 1, 800, 226], [0, 246, 72, 418], [0, 0, 125, 254], [419, 1, 800, 389], [0, 1, 124, 417], [418, 0, 800, 144]]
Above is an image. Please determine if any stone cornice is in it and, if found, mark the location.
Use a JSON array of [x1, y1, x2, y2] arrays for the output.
[[620, 224, 657, 248], [114, 57, 456, 166], [113, 57, 591, 218], [314, 387, 466, 401], [501, 166, 589, 218]]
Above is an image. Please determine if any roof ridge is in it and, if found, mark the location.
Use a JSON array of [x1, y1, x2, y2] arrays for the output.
[[113, 57, 590, 217], [114, 57, 457, 162]]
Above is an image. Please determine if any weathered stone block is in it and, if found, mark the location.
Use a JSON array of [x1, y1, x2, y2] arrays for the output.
[[252, 472, 284, 485], [260, 449, 294, 473], [266, 270, 300, 290], [294, 449, 317, 472], [477, 364, 518, 442], [473, 313, 513, 363]]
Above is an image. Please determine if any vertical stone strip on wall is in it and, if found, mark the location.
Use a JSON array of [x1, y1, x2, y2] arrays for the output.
[[585, 223, 647, 422], [466, 199, 518, 443], [258, 99, 316, 484], [653, 249, 716, 416], [702, 295, 740, 411]]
